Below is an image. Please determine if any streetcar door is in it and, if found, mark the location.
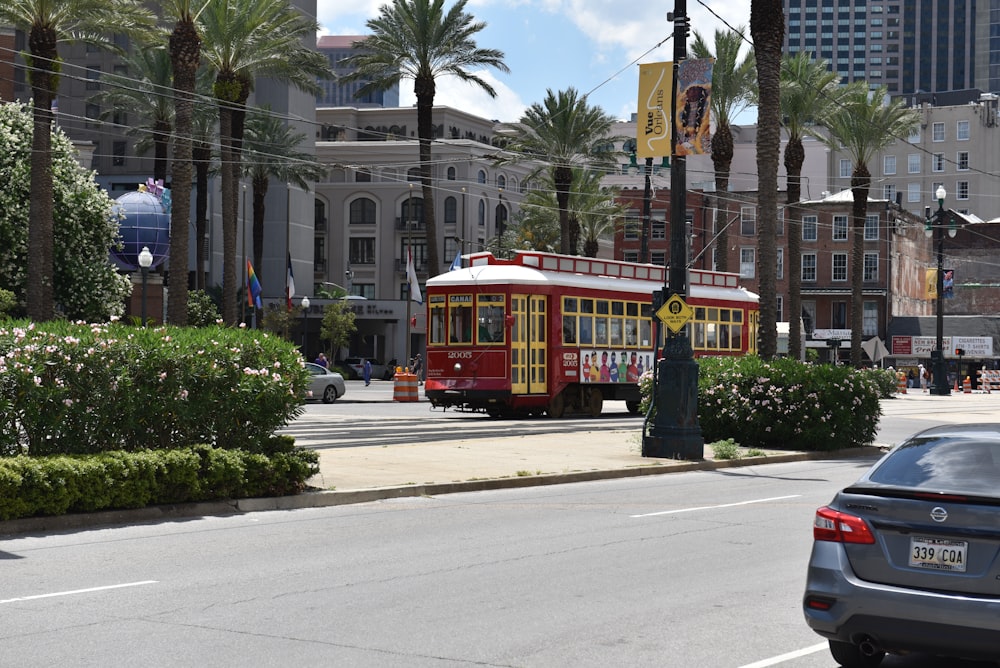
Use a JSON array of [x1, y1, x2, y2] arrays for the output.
[[510, 294, 547, 395]]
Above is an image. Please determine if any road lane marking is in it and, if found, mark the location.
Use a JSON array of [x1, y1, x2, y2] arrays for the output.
[[737, 642, 827, 667], [630, 495, 801, 518], [1, 580, 158, 604]]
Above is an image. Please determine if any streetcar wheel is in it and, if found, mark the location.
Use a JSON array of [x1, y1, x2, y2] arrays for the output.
[[626, 400, 641, 415], [486, 407, 502, 418], [547, 391, 566, 418], [588, 388, 603, 417]]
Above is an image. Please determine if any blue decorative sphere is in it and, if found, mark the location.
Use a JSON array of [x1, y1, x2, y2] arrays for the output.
[[111, 190, 170, 270]]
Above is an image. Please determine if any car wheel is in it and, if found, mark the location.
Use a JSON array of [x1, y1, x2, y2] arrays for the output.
[[829, 640, 885, 668], [322, 384, 339, 404]]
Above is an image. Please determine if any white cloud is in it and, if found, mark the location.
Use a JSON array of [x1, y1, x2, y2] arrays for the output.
[[400, 70, 527, 122]]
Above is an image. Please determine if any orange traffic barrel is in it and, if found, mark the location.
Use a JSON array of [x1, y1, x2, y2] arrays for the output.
[[393, 370, 419, 402]]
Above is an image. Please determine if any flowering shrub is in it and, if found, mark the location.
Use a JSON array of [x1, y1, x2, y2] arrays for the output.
[[0, 320, 310, 456], [640, 356, 883, 451]]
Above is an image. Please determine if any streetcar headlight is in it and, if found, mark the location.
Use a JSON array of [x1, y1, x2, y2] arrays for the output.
[[453, 362, 462, 373]]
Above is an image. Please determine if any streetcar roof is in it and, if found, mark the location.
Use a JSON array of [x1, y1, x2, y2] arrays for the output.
[[427, 265, 759, 304]]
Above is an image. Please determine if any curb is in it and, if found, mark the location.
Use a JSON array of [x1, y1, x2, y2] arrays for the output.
[[0, 447, 880, 537]]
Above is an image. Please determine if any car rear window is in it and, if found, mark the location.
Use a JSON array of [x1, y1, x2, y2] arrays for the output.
[[868, 438, 1000, 494]]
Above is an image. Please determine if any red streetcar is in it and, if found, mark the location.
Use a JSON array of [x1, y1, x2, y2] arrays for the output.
[[424, 251, 759, 418]]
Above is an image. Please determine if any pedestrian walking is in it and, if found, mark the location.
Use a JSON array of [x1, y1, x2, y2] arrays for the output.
[[363, 359, 372, 386], [412, 353, 423, 385]]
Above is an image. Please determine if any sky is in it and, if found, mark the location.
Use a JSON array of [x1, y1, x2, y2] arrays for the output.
[[315, 0, 755, 124]]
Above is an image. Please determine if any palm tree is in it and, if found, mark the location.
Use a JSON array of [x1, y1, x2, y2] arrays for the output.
[[191, 66, 218, 291], [92, 46, 174, 183], [163, 0, 205, 325], [242, 107, 328, 278], [780, 51, 842, 361], [569, 170, 624, 258], [502, 88, 621, 255], [751, 0, 785, 360], [813, 83, 920, 366], [691, 27, 756, 273], [0, 0, 154, 321], [199, 0, 331, 324], [339, 0, 508, 278]]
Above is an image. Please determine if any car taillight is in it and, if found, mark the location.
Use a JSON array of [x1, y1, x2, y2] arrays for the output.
[[813, 506, 875, 544]]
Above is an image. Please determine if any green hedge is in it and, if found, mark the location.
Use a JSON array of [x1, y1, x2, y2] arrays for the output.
[[0, 439, 320, 521], [641, 357, 884, 451], [0, 320, 310, 455]]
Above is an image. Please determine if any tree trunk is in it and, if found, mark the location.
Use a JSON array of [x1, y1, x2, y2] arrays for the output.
[[711, 123, 734, 273], [415, 75, 440, 277], [167, 16, 200, 326], [850, 168, 871, 367], [751, 0, 785, 360], [26, 28, 58, 321], [554, 165, 573, 255], [252, 176, 268, 276], [194, 140, 211, 290], [784, 137, 805, 361]]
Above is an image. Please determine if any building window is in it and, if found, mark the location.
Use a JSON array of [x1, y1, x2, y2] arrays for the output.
[[832, 215, 848, 241], [957, 120, 970, 140], [802, 215, 818, 241], [802, 301, 816, 334], [623, 210, 640, 239], [355, 283, 375, 299], [932, 153, 944, 172], [444, 196, 457, 226], [477, 169, 487, 184], [651, 216, 666, 239], [863, 251, 878, 282], [907, 127, 920, 143], [802, 253, 817, 282], [832, 301, 847, 329], [349, 197, 376, 224], [651, 252, 666, 266], [907, 154, 920, 173], [957, 151, 969, 171], [865, 214, 879, 241], [776, 247, 784, 279], [839, 159, 852, 178], [739, 247, 755, 278], [446, 166, 456, 180], [932, 122, 945, 141], [112, 141, 126, 166], [740, 206, 756, 235], [86, 65, 101, 90], [349, 237, 376, 264], [883, 183, 896, 201], [623, 251, 638, 263], [478, 199, 485, 227], [907, 183, 920, 202], [776, 295, 783, 322], [883, 155, 896, 175], [497, 174, 506, 189], [957, 181, 969, 200], [832, 253, 848, 281], [863, 301, 878, 337], [776, 207, 784, 236]]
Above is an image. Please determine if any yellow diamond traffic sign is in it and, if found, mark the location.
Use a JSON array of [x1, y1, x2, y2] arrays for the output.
[[656, 294, 694, 333]]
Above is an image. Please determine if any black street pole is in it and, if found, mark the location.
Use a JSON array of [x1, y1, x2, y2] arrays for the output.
[[640, 157, 653, 264], [929, 188, 951, 395], [644, 0, 704, 459]]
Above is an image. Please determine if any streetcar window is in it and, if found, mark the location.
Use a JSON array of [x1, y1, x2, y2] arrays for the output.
[[579, 316, 593, 344], [581, 299, 594, 314], [477, 295, 505, 344], [693, 322, 706, 348], [563, 297, 578, 313], [732, 321, 743, 350], [449, 295, 474, 343], [429, 296, 446, 344], [719, 323, 731, 348], [639, 319, 651, 346], [611, 301, 624, 316], [627, 302, 639, 317], [595, 317, 608, 345], [562, 315, 577, 344], [625, 319, 638, 346], [597, 300, 609, 315], [610, 318, 623, 346]]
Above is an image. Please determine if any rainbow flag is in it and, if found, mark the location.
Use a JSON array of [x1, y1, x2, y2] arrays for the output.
[[247, 259, 262, 309]]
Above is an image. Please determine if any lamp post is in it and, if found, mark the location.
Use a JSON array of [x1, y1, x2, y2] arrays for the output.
[[300, 296, 310, 355], [138, 246, 153, 326], [924, 185, 956, 396]]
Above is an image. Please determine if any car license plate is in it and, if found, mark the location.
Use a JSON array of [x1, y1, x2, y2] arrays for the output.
[[909, 537, 967, 572]]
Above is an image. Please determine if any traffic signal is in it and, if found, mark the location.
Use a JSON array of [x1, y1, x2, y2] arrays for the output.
[[955, 348, 965, 356]]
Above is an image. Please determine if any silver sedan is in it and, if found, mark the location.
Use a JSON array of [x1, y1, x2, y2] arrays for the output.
[[803, 423, 1000, 666], [304, 362, 346, 403]]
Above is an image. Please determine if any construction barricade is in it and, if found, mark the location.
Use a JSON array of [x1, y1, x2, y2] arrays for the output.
[[393, 368, 419, 402], [977, 369, 1000, 393], [896, 371, 907, 394]]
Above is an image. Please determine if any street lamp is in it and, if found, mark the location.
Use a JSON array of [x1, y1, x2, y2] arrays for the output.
[[300, 296, 310, 354], [924, 185, 957, 396], [138, 246, 153, 326]]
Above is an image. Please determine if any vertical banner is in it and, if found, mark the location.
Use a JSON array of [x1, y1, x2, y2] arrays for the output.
[[925, 268, 937, 299], [943, 269, 955, 298], [674, 58, 714, 156], [637, 61, 672, 159]]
